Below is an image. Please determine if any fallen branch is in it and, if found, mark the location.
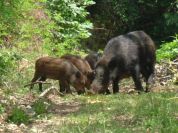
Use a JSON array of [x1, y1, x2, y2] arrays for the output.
[[157, 75, 172, 80], [24, 81, 52, 88], [39, 86, 64, 98], [160, 60, 178, 66], [171, 62, 178, 65]]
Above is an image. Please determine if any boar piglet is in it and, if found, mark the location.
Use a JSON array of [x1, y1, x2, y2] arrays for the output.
[[60, 54, 94, 91], [84, 52, 102, 70], [30, 57, 86, 94]]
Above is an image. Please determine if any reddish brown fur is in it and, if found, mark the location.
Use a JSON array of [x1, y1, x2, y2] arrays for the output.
[[61, 54, 92, 75], [31, 57, 86, 93], [61, 54, 94, 89]]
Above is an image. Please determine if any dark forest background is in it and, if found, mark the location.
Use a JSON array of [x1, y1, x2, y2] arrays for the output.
[[86, 0, 178, 50]]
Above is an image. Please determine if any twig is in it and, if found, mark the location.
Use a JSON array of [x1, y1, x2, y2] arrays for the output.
[[157, 75, 172, 80], [171, 62, 178, 65], [3, 82, 11, 89], [92, 27, 108, 31], [39, 86, 64, 98], [24, 81, 52, 88], [161, 60, 178, 65]]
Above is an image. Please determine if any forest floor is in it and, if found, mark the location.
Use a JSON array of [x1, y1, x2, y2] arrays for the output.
[[0, 54, 178, 133], [0, 80, 177, 133]]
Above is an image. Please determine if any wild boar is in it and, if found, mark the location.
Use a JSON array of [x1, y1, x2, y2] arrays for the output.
[[84, 52, 102, 70], [30, 57, 86, 94], [91, 31, 156, 94], [60, 54, 94, 91]]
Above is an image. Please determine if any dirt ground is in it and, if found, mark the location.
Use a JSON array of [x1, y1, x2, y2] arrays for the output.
[[0, 80, 177, 133]]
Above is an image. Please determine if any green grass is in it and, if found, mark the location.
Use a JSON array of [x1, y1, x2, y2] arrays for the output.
[[57, 93, 178, 133], [32, 98, 49, 115], [7, 107, 30, 125], [0, 104, 5, 114]]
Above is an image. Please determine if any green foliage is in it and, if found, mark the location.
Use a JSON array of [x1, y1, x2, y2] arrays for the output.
[[0, 0, 53, 54], [157, 35, 178, 62], [0, 49, 20, 84], [134, 93, 178, 132], [0, 0, 22, 46], [8, 107, 30, 125], [15, 0, 54, 51], [56, 93, 178, 133], [87, 0, 178, 49], [46, 0, 94, 55], [32, 99, 48, 115], [0, 104, 5, 114], [0, 0, 95, 55]]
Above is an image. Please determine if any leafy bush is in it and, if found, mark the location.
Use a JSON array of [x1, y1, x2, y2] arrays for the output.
[[32, 99, 48, 115], [157, 35, 178, 62], [46, 0, 94, 55], [8, 107, 30, 125], [0, 49, 18, 83], [0, 0, 23, 46]]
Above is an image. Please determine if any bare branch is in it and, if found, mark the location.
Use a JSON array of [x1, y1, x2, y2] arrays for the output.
[[39, 86, 64, 98], [24, 81, 52, 88], [92, 27, 108, 31]]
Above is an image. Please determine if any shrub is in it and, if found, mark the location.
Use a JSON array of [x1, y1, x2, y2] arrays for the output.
[[32, 99, 48, 115], [0, 48, 22, 84], [8, 107, 30, 125], [46, 0, 94, 55], [157, 35, 178, 62]]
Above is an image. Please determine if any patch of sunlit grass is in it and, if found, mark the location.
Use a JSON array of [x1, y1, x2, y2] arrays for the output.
[[57, 92, 178, 133]]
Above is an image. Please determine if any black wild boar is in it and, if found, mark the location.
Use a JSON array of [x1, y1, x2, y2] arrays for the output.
[[60, 54, 94, 91], [84, 52, 102, 70], [30, 57, 86, 94], [91, 31, 156, 94]]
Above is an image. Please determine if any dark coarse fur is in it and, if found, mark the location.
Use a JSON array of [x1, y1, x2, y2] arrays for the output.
[[60, 54, 94, 92], [91, 31, 156, 94], [84, 52, 102, 70], [30, 57, 86, 94]]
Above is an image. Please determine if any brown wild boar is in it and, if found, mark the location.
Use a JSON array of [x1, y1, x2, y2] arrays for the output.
[[60, 54, 94, 91], [30, 57, 86, 94]]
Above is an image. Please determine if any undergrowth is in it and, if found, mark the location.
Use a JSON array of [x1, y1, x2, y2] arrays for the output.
[[157, 35, 178, 62], [57, 93, 178, 133]]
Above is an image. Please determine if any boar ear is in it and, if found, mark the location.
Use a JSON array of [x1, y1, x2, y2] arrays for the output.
[[76, 71, 82, 78]]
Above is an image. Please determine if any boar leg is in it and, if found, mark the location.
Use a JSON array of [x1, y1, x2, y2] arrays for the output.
[[131, 65, 144, 92], [77, 89, 85, 95], [112, 77, 119, 93], [141, 64, 154, 92], [105, 88, 111, 94], [38, 77, 46, 92], [59, 81, 65, 93], [30, 72, 39, 90], [59, 81, 71, 94]]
